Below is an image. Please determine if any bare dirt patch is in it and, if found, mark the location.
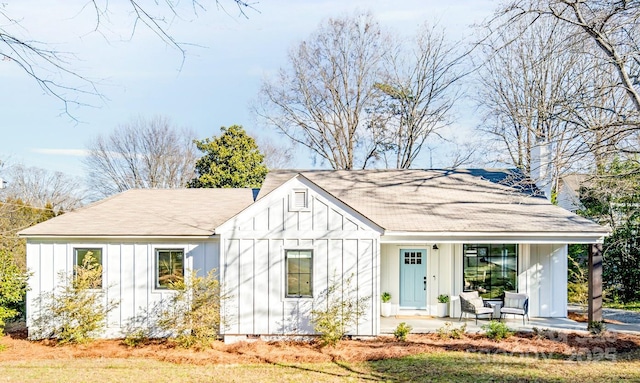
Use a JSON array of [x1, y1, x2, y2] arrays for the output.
[[568, 311, 624, 324], [1, 327, 639, 365]]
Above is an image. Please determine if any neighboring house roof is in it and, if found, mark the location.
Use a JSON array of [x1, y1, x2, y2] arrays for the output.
[[18, 189, 255, 237], [559, 174, 590, 195], [557, 174, 594, 213], [260, 169, 607, 235], [19, 169, 608, 238]]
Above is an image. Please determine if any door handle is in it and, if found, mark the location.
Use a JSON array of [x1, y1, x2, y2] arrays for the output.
[[423, 276, 426, 291]]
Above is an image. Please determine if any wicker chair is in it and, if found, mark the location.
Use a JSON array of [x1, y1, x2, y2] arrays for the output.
[[500, 292, 529, 324], [459, 291, 494, 324]]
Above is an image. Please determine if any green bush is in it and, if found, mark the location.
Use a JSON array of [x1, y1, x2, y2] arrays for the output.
[[33, 254, 118, 344], [122, 328, 149, 348], [567, 282, 588, 306], [437, 294, 450, 303], [381, 292, 391, 303], [0, 249, 29, 336], [158, 269, 227, 349], [393, 322, 412, 341], [588, 320, 606, 335], [311, 274, 369, 347], [481, 320, 514, 341], [436, 321, 466, 339]]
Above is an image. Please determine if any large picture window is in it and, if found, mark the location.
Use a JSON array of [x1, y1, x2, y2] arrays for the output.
[[286, 250, 312, 297], [74, 248, 103, 288], [463, 244, 517, 299], [156, 249, 184, 289]]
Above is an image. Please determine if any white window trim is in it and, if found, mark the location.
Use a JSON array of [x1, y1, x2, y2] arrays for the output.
[[284, 249, 313, 299], [289, 188, 310, 211], [154, 247, 186, 290], [73, 247, 105, 290]]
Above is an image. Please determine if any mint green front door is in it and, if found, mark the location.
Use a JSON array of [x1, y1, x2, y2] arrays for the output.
[[400, 249, 427, 309]]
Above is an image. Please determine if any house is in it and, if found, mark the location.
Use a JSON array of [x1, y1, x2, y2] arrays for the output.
[[19, 169, 608, 342], [557, 174, 590, 213]]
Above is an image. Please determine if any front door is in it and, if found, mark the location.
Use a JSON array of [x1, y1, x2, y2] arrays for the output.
[[399, 249, 427, 309]]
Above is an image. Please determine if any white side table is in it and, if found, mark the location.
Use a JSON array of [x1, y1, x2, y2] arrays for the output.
[[488, 301, 502, 319]]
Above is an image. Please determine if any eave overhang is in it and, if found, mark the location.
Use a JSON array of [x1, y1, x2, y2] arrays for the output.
[[381, 231, 608, 244]]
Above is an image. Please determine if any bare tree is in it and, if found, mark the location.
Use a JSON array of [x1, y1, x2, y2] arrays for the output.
[[256, 12, 388, 170], [256, 136, 295, 170], [0, 163, 85, 267], [0, 164, 86, 213], [476, 17, 589, 189], [496, 1, 640, 117], [374, 22, 467, 169], [84, 116, 197, 197], [0, 1, 253, 115]]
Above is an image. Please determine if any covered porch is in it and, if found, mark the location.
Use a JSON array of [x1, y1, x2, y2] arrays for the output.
[[379, 239, 607, 324], [380, 241, 571, 319]]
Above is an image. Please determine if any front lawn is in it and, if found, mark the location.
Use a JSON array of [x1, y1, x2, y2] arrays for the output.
[[1, 329, 639, 382], [1, 352, 639, 383]]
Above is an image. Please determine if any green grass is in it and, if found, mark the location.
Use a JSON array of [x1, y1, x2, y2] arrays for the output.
[[1, 352, 639, 382], [604, 301, 640, 312]]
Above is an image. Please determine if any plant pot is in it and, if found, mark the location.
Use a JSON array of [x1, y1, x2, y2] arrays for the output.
[[437, 302, 449, 318], [381, 302, 392, 317]]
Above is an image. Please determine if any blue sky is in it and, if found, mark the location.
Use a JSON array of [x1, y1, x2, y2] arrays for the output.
[[0, 0, 495, 178]]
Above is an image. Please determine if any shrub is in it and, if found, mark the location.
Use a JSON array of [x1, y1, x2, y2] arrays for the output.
[[482, 320, 514, 341], [567, 282, 588, 306], [33, 254, 118, 344], [393, 322, 412, 341], [311, 273, 369, 347], [158, 269, 227, 349], [381, 292, 391, 303], [0, 250, 29, 336], [436, 321, 466, 339], [437, 294, 449, 303], [122, 328, 149, 348], [588, 320, 606, 335]]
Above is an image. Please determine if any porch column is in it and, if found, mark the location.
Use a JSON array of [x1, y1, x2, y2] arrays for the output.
[[587, 243, 603, 323]]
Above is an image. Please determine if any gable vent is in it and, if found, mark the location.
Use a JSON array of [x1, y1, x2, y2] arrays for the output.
[[293, 190, 307, 208]]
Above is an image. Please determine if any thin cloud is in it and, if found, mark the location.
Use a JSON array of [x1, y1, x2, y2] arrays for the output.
[[31, 148, 89, 157]]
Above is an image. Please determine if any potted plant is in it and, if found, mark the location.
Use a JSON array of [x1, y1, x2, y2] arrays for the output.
[[381, 292, 392, 317], [437, 294, 450, 317]]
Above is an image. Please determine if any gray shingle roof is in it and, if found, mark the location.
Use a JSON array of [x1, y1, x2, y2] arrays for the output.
[[261, 169, 607, 234], [19, 188, 255, 237], [20, 169, 607, 238]]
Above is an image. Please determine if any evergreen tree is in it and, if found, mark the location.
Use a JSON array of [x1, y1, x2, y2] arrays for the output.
[[188, 125, 268, 188]]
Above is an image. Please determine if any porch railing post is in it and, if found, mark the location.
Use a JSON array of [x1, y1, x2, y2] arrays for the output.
[[588, 243, 603, 323]]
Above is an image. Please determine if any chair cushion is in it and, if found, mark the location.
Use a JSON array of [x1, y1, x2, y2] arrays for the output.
[[501, 307, 525, 315], [504, 292, 527, 309], [468, 297, 485, 310], [459, 291, 479, 301], [475, 307, 494, 315]]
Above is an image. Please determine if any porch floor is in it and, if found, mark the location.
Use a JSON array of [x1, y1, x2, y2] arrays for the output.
[[380, 312, 640, 335]]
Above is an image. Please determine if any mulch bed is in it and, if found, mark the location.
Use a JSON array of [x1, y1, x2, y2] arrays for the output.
[[2, 325, 639, 365]]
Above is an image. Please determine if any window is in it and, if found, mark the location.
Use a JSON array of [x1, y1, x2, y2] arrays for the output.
[[463, 244, 517, 299], [156, 249, 184, 289], [289, 189, 309, 211], [74, 248, 103, 288], [286, 250, 312, 297]]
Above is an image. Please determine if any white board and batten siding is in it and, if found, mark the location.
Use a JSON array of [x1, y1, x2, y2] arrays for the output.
[[218, 177, 382, 339], [519, 244, 568, 318], [26, 239, 219, 339], [448, 243, 568, 318]]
